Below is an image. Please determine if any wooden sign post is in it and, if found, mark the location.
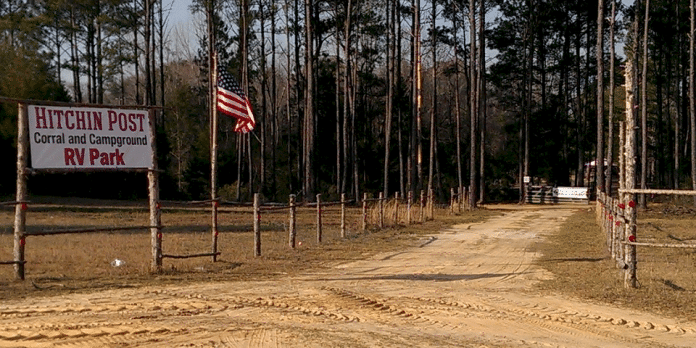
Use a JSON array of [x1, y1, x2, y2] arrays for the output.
[[14, 103, 28, 280]]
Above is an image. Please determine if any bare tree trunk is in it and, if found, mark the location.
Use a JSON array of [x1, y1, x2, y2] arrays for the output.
[[522, 1, 532, 203], [69, 5, 82, 103], [54, 16, 62, 85], [335, 7, 341, 194], [352, 53, 359, 199], [397, 2, 405, 196], [469, 0, 477, 209], [596, 0, 605, 194], [384, 0, 394, 197], [606, 0, 616, 195], [159, 0, 165, 108], [86, 22, 93, 103], [150, 0, 156, 105], [133, 0, 140, 104], [286, 0, 293, 195], [454, 14, 462, 189], [242, 0, 252, 197], [343, 0, 352, 197], [96, 3, 103, 104], [271, 2, 278, 197], [303, 0, 315, 200], [478, 0, 486, 204], [427, 0, 436, 196], [294, 0, 301, 193], [260, 0, 267, 192], [575, 29, 584, 187], [640, 0, 650, 208], [691, 0, 696, 205], [144, 0, 152, 105], [414, 0, 423, 193]]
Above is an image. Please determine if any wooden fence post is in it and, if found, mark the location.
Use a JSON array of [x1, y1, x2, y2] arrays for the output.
[[341, 193, 346, 238], [428, 188, 434, 220], [394, 192, 400, 225], [14, 103, 28, 280], [623, 59, 638, 288], [316, 194, 322, 243], [458, 186, 463, 212], [450, 188, 455, 214], [362, 193, 368, 231], [420, 190, 425, 223], [254, 193, 261, 256], [379, 192, 384, 229], [619, 204, 626, 267], [611, 199, 618, 261], [289, 194, 296, 248], [148, 109, 162, 272], [407, 191, 412, 225]]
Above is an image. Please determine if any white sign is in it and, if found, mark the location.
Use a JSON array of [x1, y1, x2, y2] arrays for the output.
[[523, 176, 531, 183], [28, 105, 153, 169], [552, 187, 589, 199]]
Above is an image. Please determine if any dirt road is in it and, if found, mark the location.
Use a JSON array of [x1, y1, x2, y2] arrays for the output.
[[1, 208, 694, 347]]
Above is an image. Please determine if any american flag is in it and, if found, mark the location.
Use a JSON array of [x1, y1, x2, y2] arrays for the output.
[[216, 67, 255, 133]]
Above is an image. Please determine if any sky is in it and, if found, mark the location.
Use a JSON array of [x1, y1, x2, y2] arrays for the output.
[[167, 0, 199, 58], [170, 0, 194, 28]]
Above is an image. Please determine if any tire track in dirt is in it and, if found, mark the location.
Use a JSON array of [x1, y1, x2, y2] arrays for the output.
[[478, 293, 696, 335], [1, 207, 695, 347], [322, 286, 666, 348]]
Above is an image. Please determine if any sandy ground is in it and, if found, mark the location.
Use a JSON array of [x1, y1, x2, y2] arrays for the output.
[[1, 207, 695, 347]]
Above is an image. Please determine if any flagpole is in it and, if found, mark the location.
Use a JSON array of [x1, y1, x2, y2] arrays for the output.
[[209, 1, 219, 262]]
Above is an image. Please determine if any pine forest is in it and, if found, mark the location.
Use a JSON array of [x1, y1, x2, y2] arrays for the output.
[[1, 0, 696, 207]]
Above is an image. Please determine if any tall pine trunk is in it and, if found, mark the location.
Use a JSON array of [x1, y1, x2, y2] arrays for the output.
[[691, 0, 696, 205], [427, 0, 437, 196], [478, 0, 486, 204], [343, 0, 352, 197], [640, 0, 650, 208], [454, 12, 462, 189], [260, 1, 267, 193], [304, 0, 315, 201], [596, 0, 605, 194], [384, 0, 394, 197], [335, 6, 341, 195], [469, 0, 477, 209], [607, 0, 616, 195]]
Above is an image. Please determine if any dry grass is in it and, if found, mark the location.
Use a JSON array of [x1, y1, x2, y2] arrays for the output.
[[0, 197, 498, 300], [537, 205, 696, 321]]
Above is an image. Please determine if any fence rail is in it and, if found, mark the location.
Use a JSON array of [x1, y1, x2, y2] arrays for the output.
[[597, 188, 696, 287], [4, 187, 470, 280], [162, 252, 221, 259], [0, 260, 25, 265], [25, 225, 160, 237]]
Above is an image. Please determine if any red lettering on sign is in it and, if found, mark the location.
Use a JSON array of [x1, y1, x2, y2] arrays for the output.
[[54, 110, 63, 129], [92, 111, 103, 130], [107, 110, 118, 131], [35, 107, 47, 128], [64, 148, 75, 165], [89, 148, 100, 165], [88, 148, 126, 166], [65, 110, 75, 129], [64, 148, 85, 165], [76, 111, 86, 130], [118, 113, 128, 131]]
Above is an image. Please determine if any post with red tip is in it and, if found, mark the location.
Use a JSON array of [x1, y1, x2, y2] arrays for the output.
[[623, 58, 638, 288]]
